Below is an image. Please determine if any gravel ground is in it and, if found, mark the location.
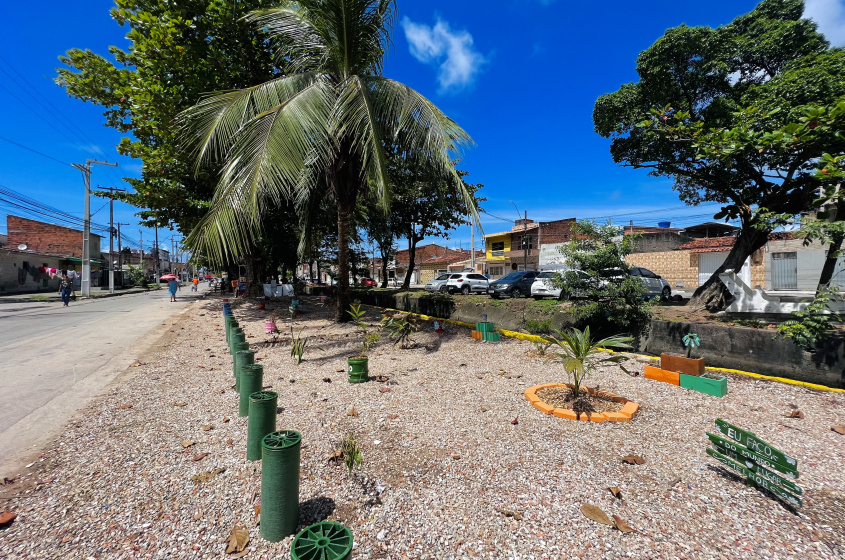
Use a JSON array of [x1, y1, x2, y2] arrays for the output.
[[1, 295, 844, 560]]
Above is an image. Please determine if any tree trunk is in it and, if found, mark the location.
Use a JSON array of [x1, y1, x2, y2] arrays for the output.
[[309, 260, 315, 283], [336, 205, 353, 321], [401, 236, 419, 289], [380, 252, 390, 288], [816, 204, 845, 293], [689, 226, 769, 311]]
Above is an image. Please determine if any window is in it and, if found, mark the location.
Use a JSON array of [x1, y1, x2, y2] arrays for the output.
[[491, 241, 505, 257], [639, 267, 658, 278], [489, 266, 503, 277], [469, 274, 486, 280], [520, 235, 533, 250]]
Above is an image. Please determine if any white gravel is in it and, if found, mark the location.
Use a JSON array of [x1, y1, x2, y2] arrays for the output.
[[1, 295, 844, 559]]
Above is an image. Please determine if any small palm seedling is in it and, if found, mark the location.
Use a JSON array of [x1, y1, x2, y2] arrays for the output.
[[341, 433, 363, 474], [549, 327, 633, 412], [290, 329, 308, 364], [532, 339, 553, 357], [682, 332, 700, 358]]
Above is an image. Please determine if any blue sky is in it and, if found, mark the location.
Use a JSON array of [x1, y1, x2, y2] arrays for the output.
[[0, 0, 844, 256]]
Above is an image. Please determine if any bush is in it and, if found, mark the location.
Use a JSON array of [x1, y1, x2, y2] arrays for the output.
[[524, 318, 553, 334]]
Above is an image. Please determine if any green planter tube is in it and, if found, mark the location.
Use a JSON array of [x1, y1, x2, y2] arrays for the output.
[[261, 430, 302, 542], [347, 357, 368, 383], [247, 391, 278, 461], [233, 347, 255, 392], [291, 521, 353, 560], [239, 363, 264, 417], [229, 329, 246, 355], [225, 316, 238, 344]]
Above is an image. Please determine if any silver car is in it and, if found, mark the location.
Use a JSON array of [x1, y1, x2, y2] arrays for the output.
[[531, 270, 590, 300], [424, 273, 452, 293]]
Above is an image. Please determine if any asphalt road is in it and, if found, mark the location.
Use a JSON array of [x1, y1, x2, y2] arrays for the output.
[[0, 285, 207, 475]]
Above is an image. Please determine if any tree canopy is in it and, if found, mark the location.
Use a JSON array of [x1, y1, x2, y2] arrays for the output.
[[593, 0, 845, 308]]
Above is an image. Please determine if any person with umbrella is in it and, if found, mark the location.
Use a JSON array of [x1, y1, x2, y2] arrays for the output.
[[162, 274, 179, 302]]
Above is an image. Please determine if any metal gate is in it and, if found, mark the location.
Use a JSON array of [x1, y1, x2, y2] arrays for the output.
[[698, 252, 751, 287], [771, 252, 798, 290]]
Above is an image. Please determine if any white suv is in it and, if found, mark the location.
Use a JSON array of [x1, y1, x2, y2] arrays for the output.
[[446, 272, 489, 295]]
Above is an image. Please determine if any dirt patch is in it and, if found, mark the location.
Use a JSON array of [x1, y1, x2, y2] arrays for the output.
[[535, 386, 625, 414]]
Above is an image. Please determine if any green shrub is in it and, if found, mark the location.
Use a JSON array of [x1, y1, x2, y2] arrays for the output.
[[524, 318, 553, 334]]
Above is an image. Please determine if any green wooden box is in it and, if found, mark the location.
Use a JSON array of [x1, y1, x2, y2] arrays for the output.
[[680, 373, 727, 397], [482, 331, 501, 342], [476, 322, 496, 332]]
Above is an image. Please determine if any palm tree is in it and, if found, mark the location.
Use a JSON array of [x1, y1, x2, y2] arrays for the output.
[[549, 327, 633, 399], [178, 0, 475, 320]]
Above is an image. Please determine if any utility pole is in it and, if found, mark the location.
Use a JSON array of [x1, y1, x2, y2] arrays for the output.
[[71, 159, 118, 296], [139, 230, 144, 274], [471, 220, 476, 272], [97, 186, 126, 294], [116, 223, 129, 287], [524, 210, 528, 270], [154, 224, 160, 285]]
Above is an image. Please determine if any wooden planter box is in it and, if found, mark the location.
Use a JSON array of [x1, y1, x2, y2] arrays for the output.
[[680, 373, 727, 397], [660, 353, 705, 376], [644, 365, 680, 385]]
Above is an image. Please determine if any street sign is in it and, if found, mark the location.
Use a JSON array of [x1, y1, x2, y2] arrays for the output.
[[714, 419, 798, 470], [708, 438, 802, 494], [706, 432, 799, 479], [706, 447, 802, 508]]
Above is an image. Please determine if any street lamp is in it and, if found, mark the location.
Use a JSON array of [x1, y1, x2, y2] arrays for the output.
[[509, 200, 528, 270]]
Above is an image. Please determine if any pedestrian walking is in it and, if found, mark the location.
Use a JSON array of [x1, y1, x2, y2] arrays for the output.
[[192, 277, 199, 292], [59, 276, 74, 307], [168, 278, 179, 302]]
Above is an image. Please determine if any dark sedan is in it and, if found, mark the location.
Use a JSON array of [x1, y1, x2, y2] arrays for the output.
[[487, 270, 539, 298]]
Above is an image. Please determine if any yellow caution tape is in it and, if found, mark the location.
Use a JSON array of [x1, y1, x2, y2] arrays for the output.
[[365, 304, 844, 393]]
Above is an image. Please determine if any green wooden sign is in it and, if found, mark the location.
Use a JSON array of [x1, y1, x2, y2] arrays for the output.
[[715, 419, 798, 470], [710, 441, 802, 494], [706, 432, 799, 479], [706, 447, 802, 508]]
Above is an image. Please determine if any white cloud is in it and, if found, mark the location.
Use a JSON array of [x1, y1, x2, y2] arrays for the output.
[[401, 16, 486, 92], [804, 0, 845, 46]]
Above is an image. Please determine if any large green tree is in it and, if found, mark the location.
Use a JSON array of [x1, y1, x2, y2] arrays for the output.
[[593, 0, 845, 309], [179, 0, 476, 320], [57, 0, 280, 233]]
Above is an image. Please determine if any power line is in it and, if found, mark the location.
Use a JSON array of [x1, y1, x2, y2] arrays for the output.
[[0, 135, 73, 168]]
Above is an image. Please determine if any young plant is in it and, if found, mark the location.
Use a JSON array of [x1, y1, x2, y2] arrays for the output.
[[357, 332, 380, 359], [290, 329, 308, 364], [380, 315, 417, 348], [346, 303, 367, 331], [549, 326, 633, 399], [340, 432, 363, 474], [682, 332, 700, 358], [776, 287, 842, 350], [532, 339, 554, 357]]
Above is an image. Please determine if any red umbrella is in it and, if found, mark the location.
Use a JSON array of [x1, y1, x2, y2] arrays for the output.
[[161, 274, 178, 280]]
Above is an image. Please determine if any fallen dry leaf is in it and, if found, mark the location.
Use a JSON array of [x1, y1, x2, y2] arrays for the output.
[[226, 439, 234, 446], [348, 409, 359, 417], [607, 486, 623, 500], [0, 511, 17, 526], [622, 455, 645, 465], [231, 550, 251, 559], [612, 514, 636, 533], [181, 440, 195, 448], [511, 418, 519, 425], [387, 414, 399, 420], [223, 417, 230, 423], [335, 369, 344, 373], [327, 449, 343, 463], [193, 453, 209, 462], [1, 476, 15, 486], [375, 375, 390, 382], [496, 508, 523, 521], [174, 402, 188, 407], [580, 503, 613, 526], [253, 504, 261, 515], [379, 388, 391, 393], [225, 525, 249, 554], [117, 404, 133, 410], [191, 468, 225, 485], [832, 425, 845, 435], [786, 410, 804, 419], [202, 425, 214, 431]]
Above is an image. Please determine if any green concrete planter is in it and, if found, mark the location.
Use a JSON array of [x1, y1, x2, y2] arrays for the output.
[[260, 430, 302, 542], [482, 331, 501, 342], [291, 521, 353, 560], [233, 347, 255, 392], [247, 391, 278, 461], [239, 364, 265, 417], [680, 372, 727, 397], [476, 322, 495, 332], [347, 357, 369, 383]]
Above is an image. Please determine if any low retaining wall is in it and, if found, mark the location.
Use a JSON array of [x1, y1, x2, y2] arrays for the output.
[[640, 321, 845, 389], [353, 289, 845, 388]]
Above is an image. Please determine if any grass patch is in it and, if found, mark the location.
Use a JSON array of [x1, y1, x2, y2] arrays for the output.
[[30, 295, 54, 301], [524, 318, 553, 335]]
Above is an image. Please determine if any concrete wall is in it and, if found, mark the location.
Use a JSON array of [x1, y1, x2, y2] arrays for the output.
[[641, 320, 845, 389], [631, 231, 694, 253], [0, 250, 63, 293]]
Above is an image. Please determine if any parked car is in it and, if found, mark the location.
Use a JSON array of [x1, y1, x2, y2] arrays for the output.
[[360, 277, 376, 287], [602, 267, 672, 300], [531, 270, 590, 300], [446, 272, 489, 295], [424, 273, 452, 293], [487, 270, 539, 298]]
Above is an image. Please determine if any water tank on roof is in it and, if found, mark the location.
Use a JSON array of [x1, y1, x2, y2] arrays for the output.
[[657, 221, 671, 228]]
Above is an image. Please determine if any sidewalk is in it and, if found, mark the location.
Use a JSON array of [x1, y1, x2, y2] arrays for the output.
[[0, 285, 161, 304]]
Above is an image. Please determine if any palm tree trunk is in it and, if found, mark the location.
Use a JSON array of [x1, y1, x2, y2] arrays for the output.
[[336, 205, 352, 321], [817, 204, 845, 293]]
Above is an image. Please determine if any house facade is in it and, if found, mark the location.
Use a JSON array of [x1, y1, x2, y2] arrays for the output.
[[394, 244, 470, 285], [484, 218, 576, 278]]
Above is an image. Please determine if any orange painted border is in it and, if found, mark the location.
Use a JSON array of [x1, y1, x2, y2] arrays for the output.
[[524, 384, 639, 422]]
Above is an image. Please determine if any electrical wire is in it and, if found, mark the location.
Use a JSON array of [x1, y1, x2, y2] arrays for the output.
[[0, 135, 73, 168]]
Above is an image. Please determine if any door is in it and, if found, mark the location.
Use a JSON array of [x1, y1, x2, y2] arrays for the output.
[[771, 252, 798, 290], [698, 252, 750, 287]]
